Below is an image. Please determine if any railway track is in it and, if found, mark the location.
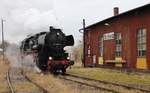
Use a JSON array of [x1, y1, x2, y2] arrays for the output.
[[58, 75, 118, 93], [6, 71, 15, 93], [6, 68, 47, 93], [23, 73, 48, 93], [58, 74, 150, 93]]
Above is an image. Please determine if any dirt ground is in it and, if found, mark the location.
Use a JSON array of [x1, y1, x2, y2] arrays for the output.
[[0, 57, 10, 93], [2, 59, 150, 93], [24, 69, 109, 93], [67, 63, 150, 89]]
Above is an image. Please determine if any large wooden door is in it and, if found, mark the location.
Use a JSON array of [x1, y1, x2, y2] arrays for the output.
[[103, 40, 115, 61]]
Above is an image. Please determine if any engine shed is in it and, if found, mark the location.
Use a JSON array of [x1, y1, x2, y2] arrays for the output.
[[83, 4, 150, 70]]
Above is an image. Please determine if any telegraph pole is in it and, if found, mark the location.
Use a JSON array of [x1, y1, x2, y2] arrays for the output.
[[1, 19, 5, 62], [83, 19, 86, 67], [79, 19, 86, 67]]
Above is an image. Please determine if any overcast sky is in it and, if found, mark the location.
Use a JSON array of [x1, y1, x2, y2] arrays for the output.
[[0, 0, 150, 44]]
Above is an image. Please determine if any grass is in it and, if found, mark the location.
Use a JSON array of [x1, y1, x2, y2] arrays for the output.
[[0, 57, 10, 93], [67, 63, 150, 86], [22, 63, 150, 93], [0, 83, 8, 93], [0, 56, 40, 93], [14, 82, 41, 92], [24, 70, 74, 93], [24, 69, 110, 93]]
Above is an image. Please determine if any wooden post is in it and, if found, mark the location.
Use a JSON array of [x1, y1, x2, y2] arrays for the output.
[[1, 19, 5, 63], [83, 19, 86, 67]]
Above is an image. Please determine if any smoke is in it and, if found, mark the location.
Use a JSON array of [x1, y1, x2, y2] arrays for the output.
[[5, 44, 22, 68], [21, 55, 35, 69], [5, 44, 37, 71], [0, 0, 60, 43]]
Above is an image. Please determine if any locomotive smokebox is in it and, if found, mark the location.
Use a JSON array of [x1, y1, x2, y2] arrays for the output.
[[46, 26, 74, 50], [66, 35, 74, 46], [49, 26, 74, 46]]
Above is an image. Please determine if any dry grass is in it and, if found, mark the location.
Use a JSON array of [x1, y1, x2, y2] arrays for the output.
[[22, 63, 150, 93], [0, 56, 41, 93], [67, 63, 150, 86], [24, 69, 109, 93], [24, 70, 74, 93], [0, 56, 10, 93], [13, 82, 41, 92]]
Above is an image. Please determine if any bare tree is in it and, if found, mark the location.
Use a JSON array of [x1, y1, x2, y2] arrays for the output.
[[72, 41, 83, 63]]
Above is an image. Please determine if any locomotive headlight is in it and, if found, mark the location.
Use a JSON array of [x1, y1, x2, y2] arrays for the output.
[[57, 32, 60, 35], [49, 57, 52, 60], [67, 57, 70, 60], [56, 32, 60, 37]]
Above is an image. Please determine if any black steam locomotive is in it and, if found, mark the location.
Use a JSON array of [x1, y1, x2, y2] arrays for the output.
[[20, 26, 74, 74]]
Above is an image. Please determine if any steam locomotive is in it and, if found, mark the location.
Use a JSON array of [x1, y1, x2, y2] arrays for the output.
[[20, 26, 74, 74]]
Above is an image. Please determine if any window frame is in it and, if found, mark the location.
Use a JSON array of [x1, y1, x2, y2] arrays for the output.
[[87, 44, 91, 57], [115, 33, 122, 57], [137, 28, 147, 57], [99, 36, 104, 57]]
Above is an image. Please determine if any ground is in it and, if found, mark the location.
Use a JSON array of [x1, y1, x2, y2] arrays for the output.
[[24, 63, 150, 93], [1, 59, 150, 93], [0, 57, 41, 93], [67, 63, 150, 88], [25, 70, 105, 93], [0, 57, 9, 93]]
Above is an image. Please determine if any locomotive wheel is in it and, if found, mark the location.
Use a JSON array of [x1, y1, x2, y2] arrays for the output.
[[50, 67, 57, 74]]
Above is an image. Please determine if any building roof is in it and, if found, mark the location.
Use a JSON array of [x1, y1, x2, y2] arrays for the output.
[[86, 3, 150, 29]]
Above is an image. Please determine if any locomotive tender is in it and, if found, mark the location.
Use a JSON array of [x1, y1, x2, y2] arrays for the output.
[[20, 26, 74, 74]]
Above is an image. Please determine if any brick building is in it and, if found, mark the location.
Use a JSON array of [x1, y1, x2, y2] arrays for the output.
[[83, 4, 150, 69]]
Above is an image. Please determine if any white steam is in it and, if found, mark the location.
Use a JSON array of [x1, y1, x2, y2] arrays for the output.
[[5, 44, 22, 68], [5, 44, 36, 70], [0, 0, 61, 43]]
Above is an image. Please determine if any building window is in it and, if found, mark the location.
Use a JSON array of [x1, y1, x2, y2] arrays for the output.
[[115, 33, 122, 57], [137, 28, 146, 57], [99, 36, 103, 57], [87, 45, 91, 57]]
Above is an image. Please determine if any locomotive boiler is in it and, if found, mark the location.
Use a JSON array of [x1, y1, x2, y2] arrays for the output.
[[20, 26, 74, 74]]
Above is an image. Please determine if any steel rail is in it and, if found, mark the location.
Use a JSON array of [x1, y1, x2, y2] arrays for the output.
[[6, 70, 15, 93], [65, 74, 150, 93], [22, 72, 48, 93], [58, 75, 118, 93]]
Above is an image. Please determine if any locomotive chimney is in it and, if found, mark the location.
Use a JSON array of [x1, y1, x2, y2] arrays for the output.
[[49, 26, 54, 31], [113, 7, 119, 16]]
